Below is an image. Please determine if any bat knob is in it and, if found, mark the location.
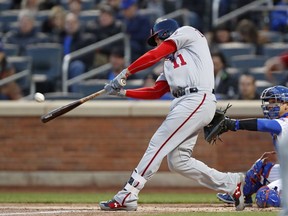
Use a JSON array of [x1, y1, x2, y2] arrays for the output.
[[120, 79, 126, 86]]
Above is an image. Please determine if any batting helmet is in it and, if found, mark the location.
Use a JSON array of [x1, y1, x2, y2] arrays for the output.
[[260, 85, 288, 119], [255, 186, 281, 208], [147, 18, 179, 46]]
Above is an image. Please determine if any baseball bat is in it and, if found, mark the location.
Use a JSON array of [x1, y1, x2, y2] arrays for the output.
[[41, 79, 127, 123], [41, 89, 106, 123]]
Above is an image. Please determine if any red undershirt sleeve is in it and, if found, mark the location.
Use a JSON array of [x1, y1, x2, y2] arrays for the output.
[[126, 80, 170, 99], [127, 40, 177, 74], [280, 52, 288, 67]]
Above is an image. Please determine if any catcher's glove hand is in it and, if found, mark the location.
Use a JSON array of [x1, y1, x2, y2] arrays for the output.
[[204, 104, 236, 144]]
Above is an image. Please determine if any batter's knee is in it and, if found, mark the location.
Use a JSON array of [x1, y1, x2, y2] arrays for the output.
[[167, 152, 190, 173]]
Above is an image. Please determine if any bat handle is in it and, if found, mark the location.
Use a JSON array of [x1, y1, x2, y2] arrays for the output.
[[120, 78, 126, 87]]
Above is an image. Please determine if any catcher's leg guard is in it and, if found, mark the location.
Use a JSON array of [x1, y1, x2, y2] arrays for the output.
[[243, 158, 274, 197]]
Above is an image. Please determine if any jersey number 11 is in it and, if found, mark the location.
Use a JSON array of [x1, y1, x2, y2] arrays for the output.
[[172, 54, 187, 69]]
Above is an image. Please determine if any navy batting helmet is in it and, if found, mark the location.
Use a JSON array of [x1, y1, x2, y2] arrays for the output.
[[260, 85, 288, 119], [147, 18, 179, 46]]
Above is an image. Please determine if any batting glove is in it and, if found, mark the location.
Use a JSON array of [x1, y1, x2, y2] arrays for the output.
[[104, 82, 126, 97], [110, 69, 128, 89]]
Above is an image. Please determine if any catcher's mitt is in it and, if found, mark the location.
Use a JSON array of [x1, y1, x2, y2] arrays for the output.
[[204, 104, 234, 144]]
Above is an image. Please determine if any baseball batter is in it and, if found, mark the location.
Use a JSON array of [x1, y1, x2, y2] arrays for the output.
[[101, 18, 245, 211]]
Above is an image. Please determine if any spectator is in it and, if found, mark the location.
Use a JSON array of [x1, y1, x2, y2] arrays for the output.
[[211, 52, 237, 99], [101, 0, 122, 18], [95, 47, 142, 82], [21, 0, 41, 12], [58, 12, 94, 92], [3, 10, 50, 55], [208, 24, 233, 52], [0, 45, 23, 100], [120, 0, 151, 61], [234, 72, 260, 100], [265, 52, 288, 84], [94, 47, 126, 80], [41, 5, 66, 42], [235, 19, 262, 54], [85, 4, 123, 66], [68, 0, 82, 16]]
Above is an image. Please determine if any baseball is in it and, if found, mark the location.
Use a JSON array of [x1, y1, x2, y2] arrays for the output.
[[34, 92, 45, 102]]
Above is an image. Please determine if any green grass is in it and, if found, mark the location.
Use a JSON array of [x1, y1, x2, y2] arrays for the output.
[[0, 192, 219, 203]]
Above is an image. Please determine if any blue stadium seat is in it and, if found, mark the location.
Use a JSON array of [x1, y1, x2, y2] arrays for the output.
[[7, 56, 32, 95], [259, 31, 284, 43], [262, 43, 288, 58], [255, 80, 273, 93], [77, 79, 107, 96], [0, 10, 19, 32], [217, 42, 256, 66], [0, 0, 11, 11], [44, 92, 84, 100], [60, 0, 96, 10], [249, 67, 266, 81], [25, 43, 63, 92], [230, 55, 268, 70], [3, 43, 19, 56]]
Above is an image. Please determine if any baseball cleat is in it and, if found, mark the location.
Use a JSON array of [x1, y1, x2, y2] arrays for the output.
[[217, 193, 253, 207], [99, 199, 137, 211], [232, 173, 245, 211], [217, 193, 235, 204]]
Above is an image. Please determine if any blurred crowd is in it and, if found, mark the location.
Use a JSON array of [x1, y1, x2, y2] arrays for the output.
[[1, 0, 288, 100]]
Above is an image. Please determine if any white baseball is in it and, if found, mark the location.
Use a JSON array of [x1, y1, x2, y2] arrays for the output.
[[34, 92, 45, 102]]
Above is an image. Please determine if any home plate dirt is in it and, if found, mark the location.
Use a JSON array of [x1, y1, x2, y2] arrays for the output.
[[0, 204, 279, 216]]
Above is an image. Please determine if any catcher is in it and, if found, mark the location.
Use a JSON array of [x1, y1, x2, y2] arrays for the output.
[[204, 85, 288, 216], [217, 151, 281, 208]]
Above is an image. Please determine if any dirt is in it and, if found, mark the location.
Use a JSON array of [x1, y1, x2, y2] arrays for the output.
[[0, 203, 279, 216]]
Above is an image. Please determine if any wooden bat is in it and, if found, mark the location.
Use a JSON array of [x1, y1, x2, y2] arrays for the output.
[[41, 79, 126, 123], [41, 89, 106, 123]]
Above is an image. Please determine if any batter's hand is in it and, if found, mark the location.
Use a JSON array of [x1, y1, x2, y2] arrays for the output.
[[104, 83, 126, 97], [111, 69, 128, 89]]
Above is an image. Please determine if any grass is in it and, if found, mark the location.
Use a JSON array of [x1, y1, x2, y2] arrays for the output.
[[0, 192, 219, 203]]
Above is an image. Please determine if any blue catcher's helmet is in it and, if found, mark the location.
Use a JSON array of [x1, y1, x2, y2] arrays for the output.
[[147, 18, 179, 46], [255, 186, 281, 208], [260, 85, 288, 119]]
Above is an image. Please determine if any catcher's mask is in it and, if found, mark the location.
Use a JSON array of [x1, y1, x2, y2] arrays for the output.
[[260, 85, 288, 119], [147, 18, 179, 47]]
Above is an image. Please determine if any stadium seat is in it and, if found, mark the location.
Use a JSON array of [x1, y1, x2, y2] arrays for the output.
[[0, 10, 19, 33], [77, 79, 107, 96], [262, 43, 288, 58], [7, 56, 32, 95], [217, 42, 256, 66], [25, 43, 63, 93], [60, 0, 96, 10], [230, 55, 267, 70], [3, 43, 19, 56], [255, 80, 273, 93], [44, 92, 84, 100], [0, 0, 11, 11], [79, 10, 99, 23], [259, 30, 284, 43], [249, 67, 266, 81]]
